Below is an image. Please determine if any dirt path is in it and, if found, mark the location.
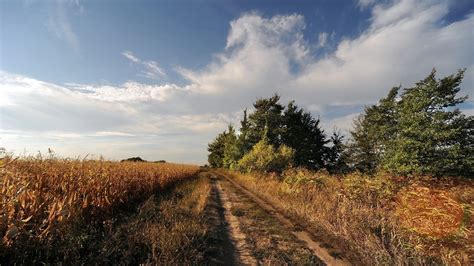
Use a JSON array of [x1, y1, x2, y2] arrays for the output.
[[213, 171, 351, 266], [215, 179, 258, 265], [206, 175, 257, 265]]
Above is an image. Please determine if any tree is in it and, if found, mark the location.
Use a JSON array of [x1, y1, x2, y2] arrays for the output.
[[222, 125, 241, 169], [383, 69, 472, 176], [207, 130, 229, 168], [325, 131, 348, 173], [237, 108, 253, 155], [247, 94, 285, 148], [347, 86, 399, 173], [282, 101, 328, 170], [238, 136, 294, 173]]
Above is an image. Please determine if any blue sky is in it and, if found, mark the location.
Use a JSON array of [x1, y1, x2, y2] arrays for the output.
[[1, 0, 473, 164]]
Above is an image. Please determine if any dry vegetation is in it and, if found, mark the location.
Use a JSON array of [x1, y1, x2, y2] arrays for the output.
[[92, 173, 212, 264], [220, 168, 473, 265], [0, 155, 200, 263]]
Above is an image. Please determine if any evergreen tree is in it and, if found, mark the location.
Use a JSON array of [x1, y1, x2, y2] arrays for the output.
[[247, 94, 285, 148], [347, 87, 399, 173], [222, 125, 240, 169], [383, 69, 472, 176], [282, 101, 328, 169], [325, 131, 348, 173], [207, 129, 229, 168], [237, 108, 253, 155]]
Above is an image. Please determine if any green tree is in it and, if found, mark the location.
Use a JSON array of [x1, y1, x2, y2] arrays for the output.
[[326, 131, 348, 173], [238, 136, 294, 173], [347, 87, 399, 173], [207, 129, 229, 168], [237, 108, 253, 155], [222, 125, 241, 169], [282, 101, 328, 170], [383, 69, 472, 176], [247, 94, 285, 148]]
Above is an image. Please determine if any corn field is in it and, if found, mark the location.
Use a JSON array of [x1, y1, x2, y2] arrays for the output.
[[0, 155, 199, 250]]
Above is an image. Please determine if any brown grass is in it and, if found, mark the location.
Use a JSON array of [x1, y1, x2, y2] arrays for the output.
[[221, 168, 473, 265], [0, 155, 199, 262], [96, 172, 212, 264]]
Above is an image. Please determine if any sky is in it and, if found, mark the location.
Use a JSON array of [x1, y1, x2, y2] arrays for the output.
[[1, 0, 473, 164]]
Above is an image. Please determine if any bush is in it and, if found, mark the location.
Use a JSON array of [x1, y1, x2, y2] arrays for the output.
[[342, 172, 397, 204], [281, 168, 328, 187], [238, 138, 294, 173]]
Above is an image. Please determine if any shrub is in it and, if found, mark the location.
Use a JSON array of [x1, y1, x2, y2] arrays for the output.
[[238, 138, 294, 173]]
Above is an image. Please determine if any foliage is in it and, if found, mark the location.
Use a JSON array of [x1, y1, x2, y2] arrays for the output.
[[281, 168, 330, 187], [282, 101, 328, 170], [238, 137, 294, 173], [208, 94, 338, 172], [246, 94, 286, 147], [382, 69, 472, 177], [347, 86, 399, 173], [209, 69, 472, 178], [348, 69, 473, 177], [121, 156, 146, 162], [207, 129, 229, 168], [222, 125, 241, 169], [342, 172, 397, 203], [325, 131, 348, 173]]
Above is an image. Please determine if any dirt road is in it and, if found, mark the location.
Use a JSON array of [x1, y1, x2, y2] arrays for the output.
[[207, 171, 350, 265]]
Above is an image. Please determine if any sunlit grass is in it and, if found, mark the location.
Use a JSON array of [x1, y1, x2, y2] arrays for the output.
[[222, 168, 473, 264], [0, 154, 199, 260]]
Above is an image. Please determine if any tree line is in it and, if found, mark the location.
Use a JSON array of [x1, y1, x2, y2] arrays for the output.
[[208, 69, 473, 178]]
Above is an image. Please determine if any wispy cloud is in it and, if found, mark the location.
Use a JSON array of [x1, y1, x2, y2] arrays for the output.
[[317, 32, 328, 48], [357, 0, 376, 10], [121, 50, 140, 63], [46, 0, 80, 52], [121, 50, 167, 79]]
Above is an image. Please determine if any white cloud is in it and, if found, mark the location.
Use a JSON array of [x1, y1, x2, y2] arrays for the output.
[[46, 0, 80, 52], [179, 0, 472, 108], [121, 50, 167, 79], [321, 112, 360, 136], [2, 0, 473, 163], [121, 50, 140, 63], [178, 13, 308, 96], [0, 71, 235, 163]]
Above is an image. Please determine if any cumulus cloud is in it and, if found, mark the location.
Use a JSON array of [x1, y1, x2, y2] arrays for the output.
[[180, 0, 472, 108], [178, 13, 308, 96], [0, 71, 235, 162], [2, 0, 473, 163], [122, 50, 166, 79]]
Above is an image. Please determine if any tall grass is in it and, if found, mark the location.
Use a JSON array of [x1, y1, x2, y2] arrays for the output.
[[222, 168, 473, 265], [0, 155, 199, 261]]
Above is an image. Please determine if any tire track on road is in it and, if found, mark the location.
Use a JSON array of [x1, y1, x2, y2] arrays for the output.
[[214, 171, 351, 266]]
